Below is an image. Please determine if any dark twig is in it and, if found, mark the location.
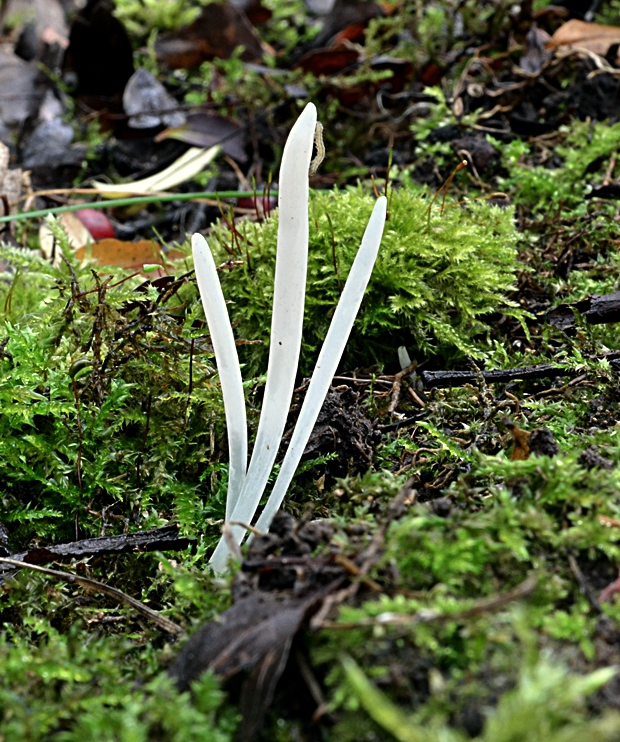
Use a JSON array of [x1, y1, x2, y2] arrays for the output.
[[0, 557, 183, 635], [421, 364, 570, 389], [568, 555, 602, 613], [0, 525, 195, 576], [319, 573, 538, 629]]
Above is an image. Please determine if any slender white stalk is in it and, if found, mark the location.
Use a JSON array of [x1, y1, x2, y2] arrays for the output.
[[209, 102, 317, 573], [254, 196, 387, 535], [192, 233, 247, 520]]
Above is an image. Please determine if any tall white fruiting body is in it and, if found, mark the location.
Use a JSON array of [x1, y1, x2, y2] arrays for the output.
[[208, 102, 317, 573], [192, 233, 247, 520], [193, 103, 387, 575], [254, 196, 387, 535]]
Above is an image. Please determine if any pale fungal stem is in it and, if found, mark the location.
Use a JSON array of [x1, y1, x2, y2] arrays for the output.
[[208, 102, 317, 573], [253, 196, 387, 536], [309, 122, 325, 176], [192, 233, 247, 519]]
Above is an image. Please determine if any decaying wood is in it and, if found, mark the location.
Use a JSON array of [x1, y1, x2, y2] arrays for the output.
[[0, 524, 195, 576], [421, 363, 569, 389], [547, 291, 620, 330]]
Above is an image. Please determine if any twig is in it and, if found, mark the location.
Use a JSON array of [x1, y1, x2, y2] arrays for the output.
[[333, 554, 383, 592], [421, 363, 569, 389], [0, 524, 195, 575], [0, 557, 183, 635], [568, 555, 602, 613], [388, 360, 417, 413], [318, 573, 538, 629]]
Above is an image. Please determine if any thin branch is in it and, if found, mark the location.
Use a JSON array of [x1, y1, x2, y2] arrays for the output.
[[0, 557, 183, 636], [318, 573, 538, 629]]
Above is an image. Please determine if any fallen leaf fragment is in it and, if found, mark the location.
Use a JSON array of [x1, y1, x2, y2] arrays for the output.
[[549, 19, 620, 58], [520, 23, 552, 74], [75, 238, 185, 272], [296, 46, 359, 76], [505, 420, 531, 460], [155, 110, 246, 162], [39, 212, 92, 265], [91, 145, 220, 197], [155, 4, 264, 68]]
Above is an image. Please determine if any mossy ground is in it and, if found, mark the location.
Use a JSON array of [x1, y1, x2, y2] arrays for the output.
[[6, 1, 620, 740]]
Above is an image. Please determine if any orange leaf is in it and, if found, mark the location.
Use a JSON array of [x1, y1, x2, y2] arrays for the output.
[[75, 238, 186, 275], [549, 19, 620, 57]]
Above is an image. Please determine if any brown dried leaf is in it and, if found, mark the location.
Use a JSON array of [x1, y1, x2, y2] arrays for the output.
[[504, 420, 531, 460], [155, 111, 247, 162], [155, 4, 264, 69], [295, 46, 359, 76], [75, 238, 185, 273], [549, 19, 620, 58]]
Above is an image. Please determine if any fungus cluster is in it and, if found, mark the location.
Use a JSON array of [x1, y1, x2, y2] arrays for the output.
[[192, 103, 387, 574]]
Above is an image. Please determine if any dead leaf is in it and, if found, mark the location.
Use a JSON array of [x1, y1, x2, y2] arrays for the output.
[[505, 421, 560, 460], [504, 420, 531, 460], [155, 110, 247, 162], [155, 4, 264, 69], [295, 46, 359, 76], [369, 55, 413, 94], [519, 23, 552, 74], [548, 19, 620, 59], [39, 212, 92, 265], [75, 238, 185, 273], [232, 0, 273, 26], [419, 61, 444, 87], [92, 145, 220, 196], [308, 0, 384, 49]]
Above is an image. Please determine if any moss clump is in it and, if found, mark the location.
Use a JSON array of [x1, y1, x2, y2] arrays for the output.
[[208, 186, 522, 375], [503, 120, 620, 209], [0, 243, 230, 548]]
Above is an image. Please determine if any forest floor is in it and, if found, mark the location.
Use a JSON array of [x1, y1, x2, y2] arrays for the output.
[[6, 0, 620, 740]]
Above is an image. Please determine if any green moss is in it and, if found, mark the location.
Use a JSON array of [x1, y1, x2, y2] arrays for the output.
[[208, 186, 522, 374], [0, 616, 236, 741], [501, 120, 620, 209], [0, 242, 230, 548]]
